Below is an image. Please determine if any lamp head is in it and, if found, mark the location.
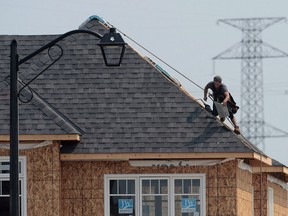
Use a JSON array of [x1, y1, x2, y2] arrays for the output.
[[99, 28, 126, 66]]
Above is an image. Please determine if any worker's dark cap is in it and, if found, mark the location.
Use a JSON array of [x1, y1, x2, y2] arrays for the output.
[[213, 76, 222, 83]]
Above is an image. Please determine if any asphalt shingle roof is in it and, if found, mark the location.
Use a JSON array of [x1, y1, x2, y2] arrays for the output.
[[0, 16, 265, 155]]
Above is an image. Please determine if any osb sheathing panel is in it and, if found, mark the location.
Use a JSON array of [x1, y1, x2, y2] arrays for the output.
[[267, 181, 288, 216], [0, 143, 61, 216], [274, 204, 288, 216], [236, 166, 253, 215], [61, 159, 240, 216], [237, 189, 253, 216], [253, 174, 268, 216], [0, 149, 10, 157]]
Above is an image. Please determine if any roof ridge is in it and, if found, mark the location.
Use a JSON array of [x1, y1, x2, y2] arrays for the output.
[[19, 81, 84, 135], [78, 15, 109, 29]]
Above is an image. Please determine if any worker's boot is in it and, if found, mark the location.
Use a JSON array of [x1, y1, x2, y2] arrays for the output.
[[234, 126, 240, 134]]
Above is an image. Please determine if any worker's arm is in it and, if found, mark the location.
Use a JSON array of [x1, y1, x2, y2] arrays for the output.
[[204, 85, 209, 101], [223, 91, 230, 106]]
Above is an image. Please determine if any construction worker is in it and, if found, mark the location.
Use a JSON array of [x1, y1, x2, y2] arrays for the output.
[[204, 76, 240, 134]]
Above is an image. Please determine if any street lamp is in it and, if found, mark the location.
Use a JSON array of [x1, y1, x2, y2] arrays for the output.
[[9, 28, 126, 216]]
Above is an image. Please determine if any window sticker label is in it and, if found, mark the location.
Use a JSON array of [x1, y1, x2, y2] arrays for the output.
[[118, 199, 133, 214], [181, 198, 196, 213]]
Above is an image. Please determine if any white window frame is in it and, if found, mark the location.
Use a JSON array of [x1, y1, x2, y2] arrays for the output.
[[267, 187, 274, 216], [104, 174, 206, 216], [140, 176, 170, 216], [0, 156, 27, 216], [252, 187, 254, 216]]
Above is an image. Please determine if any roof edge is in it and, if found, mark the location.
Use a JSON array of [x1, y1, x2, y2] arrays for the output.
[[0, 134, 80, 142], [252, 152, 272, 166], [252, 166, 288, 174], [252, 166, 288, 183], [60, 152, 270, 162]]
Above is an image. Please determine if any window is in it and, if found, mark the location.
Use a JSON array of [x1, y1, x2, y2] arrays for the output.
[[141, 178, 169, 216], [267, 187, 274, 216], [174, 178, 201, 216], [0, 157, 27, 216], [109, 179, 136, 215], [105, 174, 206, 216]]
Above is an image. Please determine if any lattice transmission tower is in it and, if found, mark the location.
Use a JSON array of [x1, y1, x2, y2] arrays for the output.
[[213, 17, 288, 149]]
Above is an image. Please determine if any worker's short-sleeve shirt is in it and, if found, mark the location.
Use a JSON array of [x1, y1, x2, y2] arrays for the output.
[[206, 81, 228, 101]]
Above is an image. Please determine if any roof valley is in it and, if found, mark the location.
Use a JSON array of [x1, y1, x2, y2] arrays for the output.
[[19, 82, 84, 135]]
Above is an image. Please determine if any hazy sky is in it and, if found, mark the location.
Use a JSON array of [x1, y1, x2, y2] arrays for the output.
[[1, 0, 288, 165]]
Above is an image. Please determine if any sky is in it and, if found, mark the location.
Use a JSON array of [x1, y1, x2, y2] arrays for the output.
[[1, 0, 288, 165]]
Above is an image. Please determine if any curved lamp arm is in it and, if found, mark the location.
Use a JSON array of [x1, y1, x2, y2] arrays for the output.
[[19, 29, 103, 65]]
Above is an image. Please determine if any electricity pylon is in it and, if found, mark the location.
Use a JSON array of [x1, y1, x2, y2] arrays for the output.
[[213, 17, 288, 150]]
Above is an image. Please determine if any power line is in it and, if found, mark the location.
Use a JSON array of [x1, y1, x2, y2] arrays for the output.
[[106, 21, 205, 91]]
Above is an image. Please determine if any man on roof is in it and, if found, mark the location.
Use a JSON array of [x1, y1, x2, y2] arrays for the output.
[[204, 76, 240, 134]]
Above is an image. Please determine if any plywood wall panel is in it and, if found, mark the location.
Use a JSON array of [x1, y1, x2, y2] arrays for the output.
[[218, 196, 237, 215], [267, 180, 288, 216], [22, 143, 61, 216], [2, 147, 287, 216], [253, 174, 268, 216], [63, 160, 238, 216], [235, 165, 253, 216]]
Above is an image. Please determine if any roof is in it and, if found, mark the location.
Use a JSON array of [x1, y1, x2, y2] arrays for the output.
[[0, 16, 268, 157]]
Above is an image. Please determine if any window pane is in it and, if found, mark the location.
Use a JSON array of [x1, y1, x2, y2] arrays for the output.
[[0, 180, 10, 195], [0, 161, 22, 174], [142, 195, 168, 216], [0, 197, 9, 215], [110, 196, 135, 216], [151, 180, 159, 194], [192, 179, 200, 186], [192, 179, 200, 194], [160, 180, 168, 194], [0, 180, 22, 196], [174, 195, 201, 216], [0, 162, 10, 174], [110, 180, 118, 194], [127, 180, 135, 194], [183, 180, 191, 194], [142, 180, 150, 194], [175, 179, 182, 194], [119, 180, 126, 194]]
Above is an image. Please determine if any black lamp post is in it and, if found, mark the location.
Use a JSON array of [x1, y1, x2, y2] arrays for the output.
[[9, 28, 126, 216]]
